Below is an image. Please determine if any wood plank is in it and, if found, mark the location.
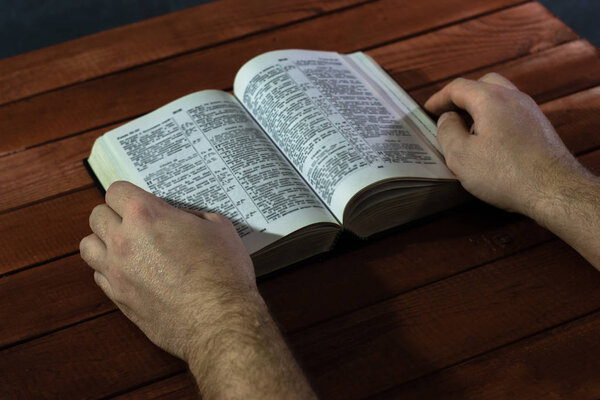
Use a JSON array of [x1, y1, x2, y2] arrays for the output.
[[287, 240, 600, 399], [1, 86, 598, 346], [0, 0, 367, 106], [410, 39, 600, 104], [0, 254, 112, 348], [370, 312, 600, 399], [543, 86, 600, 156], [368, 3, 577, 91], [2, 37, 596, 216], [0, 2, 558, 156], [0, 188, 101, 275], [0, 313, 184, 399], [0, 122, 118, 213], [3, 239, 599, 399]]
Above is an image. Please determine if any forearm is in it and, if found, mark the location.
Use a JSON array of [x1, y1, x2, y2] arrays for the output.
[[186, 293, 317, 400], [531, 167, 600, 269]]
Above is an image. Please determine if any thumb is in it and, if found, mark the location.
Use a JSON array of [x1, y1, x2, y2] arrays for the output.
[[436, 111, 470, 159]]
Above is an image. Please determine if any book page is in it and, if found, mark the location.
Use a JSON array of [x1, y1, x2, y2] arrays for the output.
[[98, 90, 337, 254], [234, 49, 454, 220]]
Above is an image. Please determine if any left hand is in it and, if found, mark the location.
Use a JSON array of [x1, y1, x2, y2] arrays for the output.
[[80, 181, 260, 362]]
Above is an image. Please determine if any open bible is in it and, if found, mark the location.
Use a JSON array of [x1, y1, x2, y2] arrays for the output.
[[87, 49, 466, 276]]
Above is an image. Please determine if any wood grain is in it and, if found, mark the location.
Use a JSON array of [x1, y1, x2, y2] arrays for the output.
[[0, 0, 367, 106], [410, 39, 600, 104], [0, 254, 113, 348], [369, 3, 576, 90], [0, 122, 119, 213], [543, 86, 600, 155], [1, 1, 598, 398], [0, 2, 552, 157], [0, 312, 184, 400], [0, 188, 101, 275], [287, 240, 600, 400], [371, 312, 600, 399]]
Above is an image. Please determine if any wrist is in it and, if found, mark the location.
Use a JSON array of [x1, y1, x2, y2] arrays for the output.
[[528, 162, 598, 229], [184, 290, 272, 372]]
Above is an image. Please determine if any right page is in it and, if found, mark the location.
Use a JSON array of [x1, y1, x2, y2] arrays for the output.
[[234, 49, 455, 221]]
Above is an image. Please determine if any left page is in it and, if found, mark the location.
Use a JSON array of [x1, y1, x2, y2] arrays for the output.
[[89, 90, 337, 254]]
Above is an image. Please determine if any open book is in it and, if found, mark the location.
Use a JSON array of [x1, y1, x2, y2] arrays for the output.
[[88, 49, 466, 276]]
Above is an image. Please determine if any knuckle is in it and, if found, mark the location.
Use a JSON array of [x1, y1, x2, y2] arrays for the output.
[[106, 181, 125, 201], [445, 154, 460, 172], [482, 71, 502, 80], [109, 231, 132, 257], [447, 77, 468, 93], [210, 213, 233, 225], [451, 77, 468, 86], [472, 86, 498, 107], [79, 236, 91, 257], [80, 235, 99, 264], [125, 196, 154, 221], [444, 149, 464, 173], [89, 204, 104, 227]]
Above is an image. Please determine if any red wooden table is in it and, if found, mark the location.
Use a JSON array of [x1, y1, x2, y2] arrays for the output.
[[1, 1, 599, 398]]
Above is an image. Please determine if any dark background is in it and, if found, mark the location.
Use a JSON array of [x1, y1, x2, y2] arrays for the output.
[[0, 0, 598, 60]]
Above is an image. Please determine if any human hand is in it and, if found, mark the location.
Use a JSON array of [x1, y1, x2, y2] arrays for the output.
[[424, 73, 589, 220], [79, 181, 260, 362]]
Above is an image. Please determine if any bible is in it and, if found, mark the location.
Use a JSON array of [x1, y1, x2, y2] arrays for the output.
[[87, 49, 466, 276]]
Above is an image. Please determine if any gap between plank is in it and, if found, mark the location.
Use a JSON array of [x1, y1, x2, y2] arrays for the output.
[[0, 183, 95, 217], [0, 309, 116, 352]]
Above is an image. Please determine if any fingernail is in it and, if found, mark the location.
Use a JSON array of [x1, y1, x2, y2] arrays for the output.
[[437, 113, 449, 127]]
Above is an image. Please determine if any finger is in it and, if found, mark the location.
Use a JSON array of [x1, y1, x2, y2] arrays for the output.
[[93, 271, 119, 302], [424, 77, 486, 116], [478, 72, 517, 90], [436, 111, 470, 160], [89, 203, 121, 242], [114, 301, 139, 326], [80, 234, 107, 273], [105, 181, 156, 217]]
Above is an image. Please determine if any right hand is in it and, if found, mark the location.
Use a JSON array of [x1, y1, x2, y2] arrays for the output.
[[424, 73, 589, 221]]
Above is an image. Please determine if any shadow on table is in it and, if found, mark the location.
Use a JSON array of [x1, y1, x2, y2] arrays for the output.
[[256, 199, 514, 398]]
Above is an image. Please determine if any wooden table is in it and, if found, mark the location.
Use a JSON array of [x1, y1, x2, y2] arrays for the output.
[[1, 0, 599, 398]]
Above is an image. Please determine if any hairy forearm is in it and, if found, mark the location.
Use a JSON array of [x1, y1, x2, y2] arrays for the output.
[[186, 293, 317, 400], [532, 167, 600, 269]]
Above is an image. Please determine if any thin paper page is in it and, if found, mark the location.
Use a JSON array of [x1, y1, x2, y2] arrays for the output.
[[101, 90, 336, 254], [234, 49, 454, 220]]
